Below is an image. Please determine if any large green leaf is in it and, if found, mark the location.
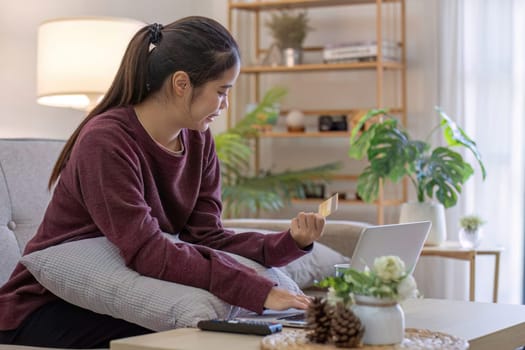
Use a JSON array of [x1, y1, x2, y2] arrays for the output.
[[436, 107, 486, 179], [356, 167, 381, 203], [422, 147, 474, 208], [367, 121, 413, 183]]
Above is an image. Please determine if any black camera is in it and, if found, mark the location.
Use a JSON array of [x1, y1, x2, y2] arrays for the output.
[[318, 115, 348, 132]]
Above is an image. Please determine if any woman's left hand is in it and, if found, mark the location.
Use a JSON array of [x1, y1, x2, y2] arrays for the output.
[[290, 212, 325, 249]]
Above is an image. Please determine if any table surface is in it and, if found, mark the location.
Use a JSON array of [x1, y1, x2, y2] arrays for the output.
[[422, 241, 503, 253], [110, 298, 525, 350]]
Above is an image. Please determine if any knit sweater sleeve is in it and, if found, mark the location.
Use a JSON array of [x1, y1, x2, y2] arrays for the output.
[[70, 127, 275, 313], [179, 131, 310, 267]]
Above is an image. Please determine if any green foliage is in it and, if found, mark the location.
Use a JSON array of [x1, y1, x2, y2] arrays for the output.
[[459, 215, 486, 231], [215, 86, 340, 217], [265, 10, 312, 49], [348, 107, 486, 208], [318, 256, 418, 304]]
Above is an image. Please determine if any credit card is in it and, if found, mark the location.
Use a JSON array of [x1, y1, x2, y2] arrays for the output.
[[318, 193, 339, 217]]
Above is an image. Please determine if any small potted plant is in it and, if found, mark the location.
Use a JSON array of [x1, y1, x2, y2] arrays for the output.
[[318, 255, 419, 345], [265, 10, 312, 66], [459, 214, 486, 248], [349, 107, 487, 245]]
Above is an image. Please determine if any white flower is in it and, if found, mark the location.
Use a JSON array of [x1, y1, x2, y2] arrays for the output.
[[373, 255, 406, 282], [397, 274, 418, 300]]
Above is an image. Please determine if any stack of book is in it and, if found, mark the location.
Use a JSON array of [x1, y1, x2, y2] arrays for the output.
[[322, 41, 400, 63]]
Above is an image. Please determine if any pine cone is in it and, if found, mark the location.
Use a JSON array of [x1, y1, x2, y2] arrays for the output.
[[330, 302, 365, 348], [305, 296, 333, 344]]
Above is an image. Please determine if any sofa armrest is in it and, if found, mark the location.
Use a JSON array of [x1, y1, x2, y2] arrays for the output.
[[222, 218, 369, 258]]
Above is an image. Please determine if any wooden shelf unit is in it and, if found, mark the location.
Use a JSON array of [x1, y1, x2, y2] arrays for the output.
[[227, 0, 407, 224]]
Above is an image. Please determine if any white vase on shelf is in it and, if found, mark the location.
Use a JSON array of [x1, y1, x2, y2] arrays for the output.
[[399, 201, 447, 246], [351, 295, 405, 345]]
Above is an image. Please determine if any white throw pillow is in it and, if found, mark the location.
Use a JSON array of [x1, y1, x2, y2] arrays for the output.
[[227, 228, 350, 288], [20, 235, 301, 331], [280, 242, 350, 288]]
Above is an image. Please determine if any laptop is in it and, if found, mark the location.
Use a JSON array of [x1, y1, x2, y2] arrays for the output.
[[236, 221, 431, 328]]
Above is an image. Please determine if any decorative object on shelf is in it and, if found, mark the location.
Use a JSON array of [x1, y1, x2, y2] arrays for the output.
[[285, 109, 306, 132], [264, 10, 312, 66], [259, 43, 282, 67], [318, 115, 348, 132], [349, 107, 487, 245], [216, 86, 340, 217], [399, 202, 446, 246], [458, 214, 486, 248], [302, 183, 326, 199], [318, 255, 419, 346], [322, 40, 401, 64]]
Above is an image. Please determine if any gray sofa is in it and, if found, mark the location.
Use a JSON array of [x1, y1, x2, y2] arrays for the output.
[[0, 138, 368, 349]]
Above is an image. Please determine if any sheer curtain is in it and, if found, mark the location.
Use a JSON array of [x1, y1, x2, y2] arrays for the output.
[[436, 0, 524, 304]]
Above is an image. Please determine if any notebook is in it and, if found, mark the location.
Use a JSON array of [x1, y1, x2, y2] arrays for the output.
[[236, 221, 432, 328]]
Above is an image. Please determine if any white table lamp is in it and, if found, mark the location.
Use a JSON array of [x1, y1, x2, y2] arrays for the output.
[[37, 17, 145, 111]]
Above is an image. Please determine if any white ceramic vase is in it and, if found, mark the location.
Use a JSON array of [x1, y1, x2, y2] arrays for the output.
[[399, 201, 447, 246], [352, 295, 405, 345]]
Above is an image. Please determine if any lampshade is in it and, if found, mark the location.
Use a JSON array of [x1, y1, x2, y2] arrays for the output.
[[37, 17, 145, 111]]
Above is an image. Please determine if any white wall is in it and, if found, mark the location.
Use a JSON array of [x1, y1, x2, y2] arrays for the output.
[[0, 0, 229, 139]]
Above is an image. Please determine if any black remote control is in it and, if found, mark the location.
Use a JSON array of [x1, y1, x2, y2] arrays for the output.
[[197, 319, 283, 336]]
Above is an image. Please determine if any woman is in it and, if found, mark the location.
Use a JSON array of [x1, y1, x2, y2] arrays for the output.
[[0, 16, 324, 348]]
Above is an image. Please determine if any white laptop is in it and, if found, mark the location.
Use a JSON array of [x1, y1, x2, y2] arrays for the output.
[[348, 220, 431, 273], [236, 221, 431, 327]]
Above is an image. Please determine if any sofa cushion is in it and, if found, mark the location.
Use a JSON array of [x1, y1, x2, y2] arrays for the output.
[[0, 139, 65, 286], [20, 235, 301, 332], [227, 227, 350, 288]]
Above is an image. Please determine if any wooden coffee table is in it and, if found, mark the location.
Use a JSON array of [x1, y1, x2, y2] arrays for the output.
[[110, 298, 525, 350]]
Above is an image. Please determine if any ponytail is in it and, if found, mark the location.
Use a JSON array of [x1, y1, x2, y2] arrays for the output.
[[48, 16, 240, 189]]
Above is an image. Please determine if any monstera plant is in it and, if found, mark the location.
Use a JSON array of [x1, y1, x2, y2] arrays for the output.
[[215, 87, 340, 217], [349, 107, 486, 209]]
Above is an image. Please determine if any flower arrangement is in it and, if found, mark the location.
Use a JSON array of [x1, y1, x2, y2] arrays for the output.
[[319, 255, 419, 305], [459, 214, 485, 232]]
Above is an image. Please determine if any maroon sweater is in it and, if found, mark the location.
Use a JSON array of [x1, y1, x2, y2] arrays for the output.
[[0, 106, 308, 330]]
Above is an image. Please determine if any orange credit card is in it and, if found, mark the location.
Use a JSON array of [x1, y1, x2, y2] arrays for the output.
[[318, 193, 339, 218]]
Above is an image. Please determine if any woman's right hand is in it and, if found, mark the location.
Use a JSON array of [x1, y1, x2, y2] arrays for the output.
[[263, 287, 311, 311]]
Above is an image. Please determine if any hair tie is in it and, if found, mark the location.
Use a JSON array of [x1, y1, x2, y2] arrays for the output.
[[148, 23, 164, 45]]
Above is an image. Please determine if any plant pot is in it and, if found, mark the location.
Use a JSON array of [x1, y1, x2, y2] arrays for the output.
[[399, 201, 446, 246], [282, 47, 302, 66], [459, 228, 483, 248], [351, 295, 405, 345]]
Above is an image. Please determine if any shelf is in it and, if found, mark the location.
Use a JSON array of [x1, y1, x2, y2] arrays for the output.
[[258, 131, 350, 138], [241, 61, 403, 73], [292, 198, 404, 206], [229, 0, 407, 224], [229, 0, 400, 11], [277, 107, 404, 115]]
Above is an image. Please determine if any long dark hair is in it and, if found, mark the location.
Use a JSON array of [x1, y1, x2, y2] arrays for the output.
[[48, 16, 240, 189]]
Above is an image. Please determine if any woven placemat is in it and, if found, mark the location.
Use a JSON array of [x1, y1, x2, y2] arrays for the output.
[[261, 328, 469, 350]]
